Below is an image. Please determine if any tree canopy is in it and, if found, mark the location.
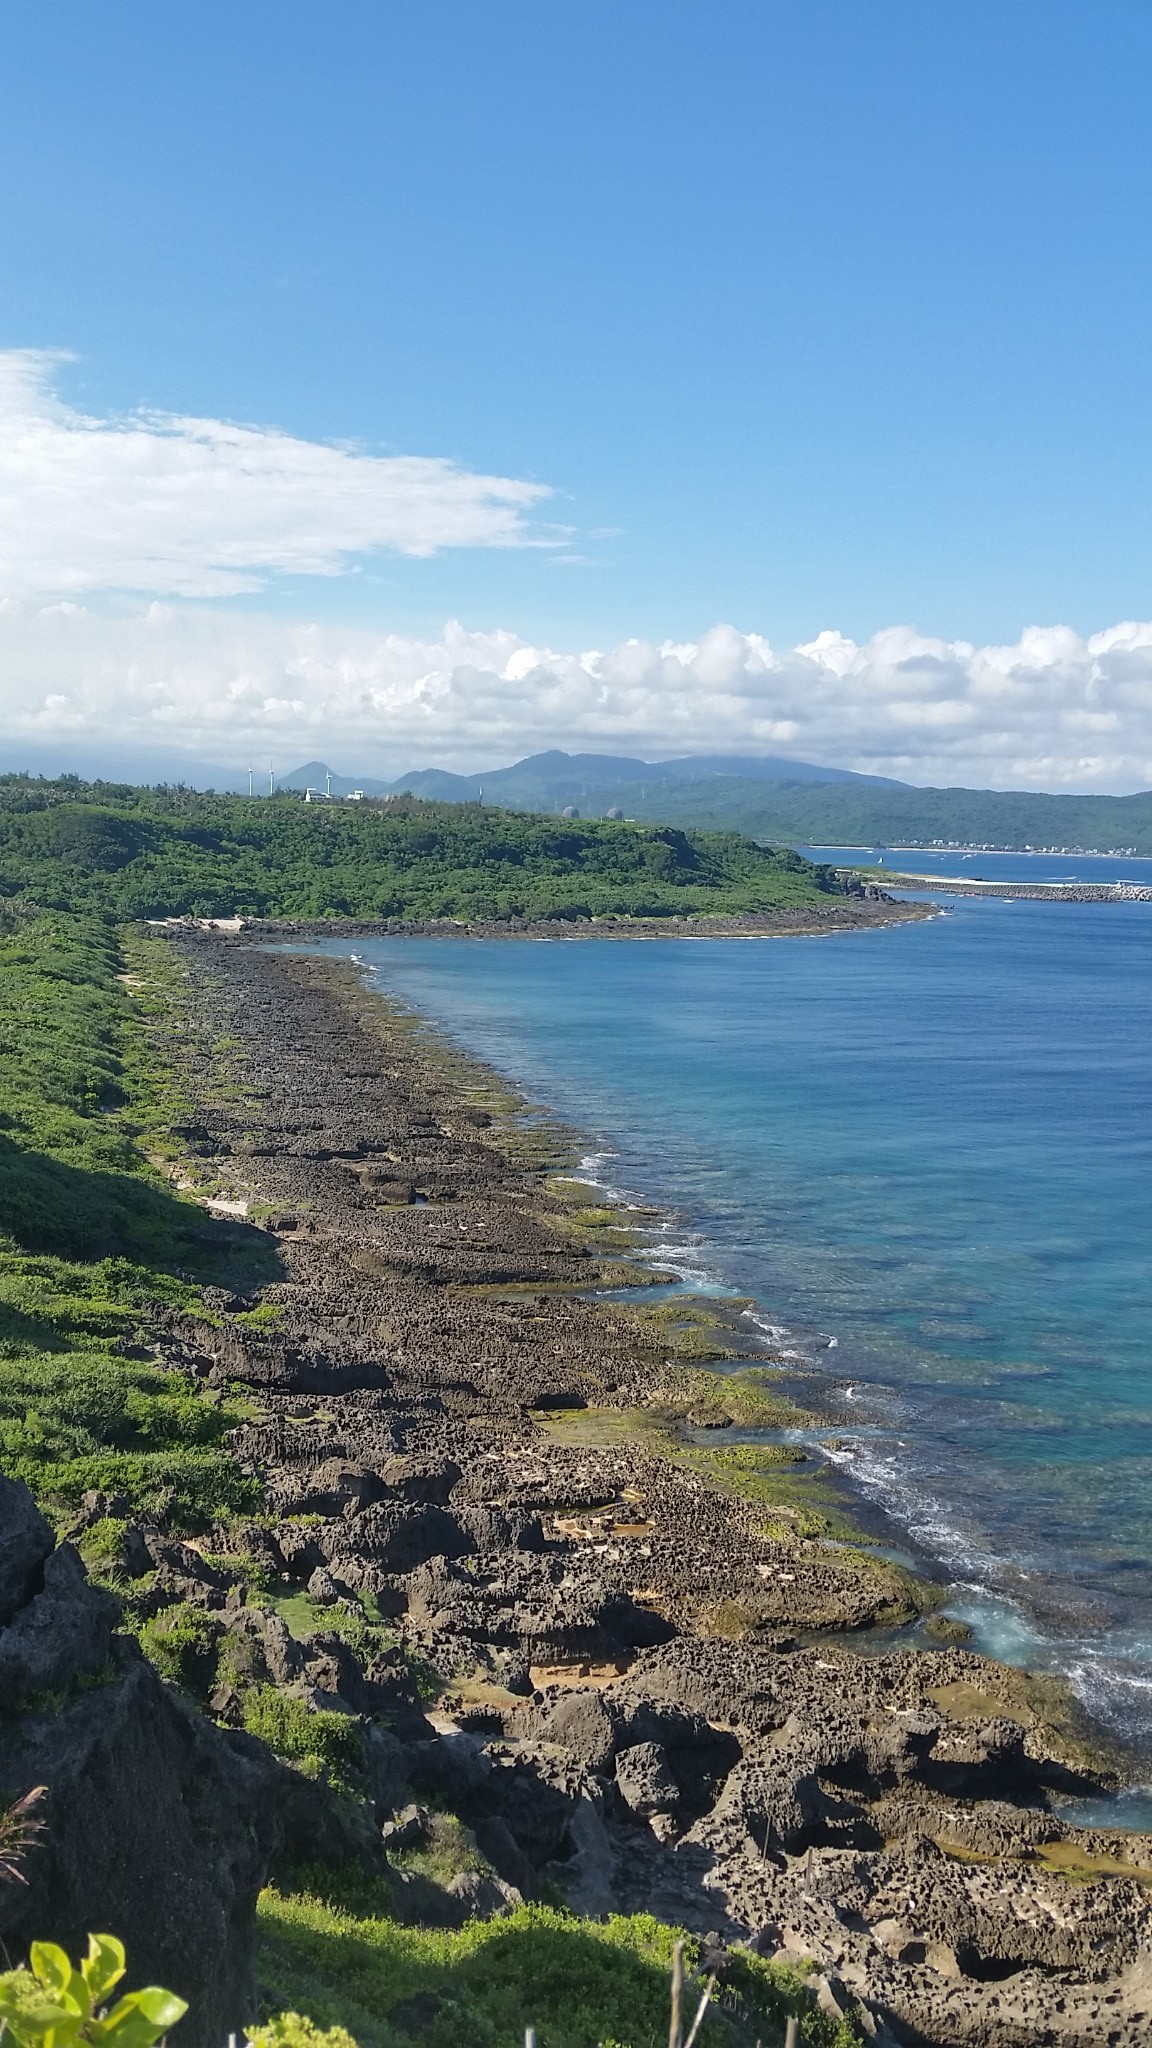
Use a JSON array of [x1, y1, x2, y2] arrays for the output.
[[0, 779, 843, 921]]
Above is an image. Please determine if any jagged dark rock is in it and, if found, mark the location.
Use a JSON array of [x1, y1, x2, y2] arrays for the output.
[[0, 1489, 384, 2048], [0, 1544, 118, 1710], [0, 1475, 54, 1627]]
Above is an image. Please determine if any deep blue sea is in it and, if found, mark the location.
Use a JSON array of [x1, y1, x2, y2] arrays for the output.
[[301, 878, 1152, 1758]]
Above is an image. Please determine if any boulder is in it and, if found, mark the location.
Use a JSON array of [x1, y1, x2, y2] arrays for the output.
[[527, 1687, 621, 1773], [252, 1610, 305, 1687], [472, 1814, 539, 1897], [686, 1754, 828, 1860], [614, 1741, 680, 1822], [363, 1727, 412, 1819], [380, 1455, 462, 1505], [276, 1461, 384, 1519], [322, 1502, 473, 1574], [0, 1493, 390, 2048], [445, 1868, 519, 1917]]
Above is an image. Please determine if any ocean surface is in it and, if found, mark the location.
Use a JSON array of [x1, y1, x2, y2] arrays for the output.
[[301, 890, 1152, 1758], [802, 846, 1152, 887]]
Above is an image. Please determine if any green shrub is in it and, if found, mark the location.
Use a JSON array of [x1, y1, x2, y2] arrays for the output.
[[242, 1689, 365, 1780], [139, 1607, 221, 1695], [76, 1516, 130, 1571], [0, 1252, 260, 1529], [390, 1814, 489, 1889], [249, 2017, 358, 2048], [0, 1933, 186, 2048]]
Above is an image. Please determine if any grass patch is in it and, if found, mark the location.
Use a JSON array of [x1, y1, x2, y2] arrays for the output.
[[256, 1891, 861, 2048], [621, 1299, 751, 1364], [268, 1593, 444, 1706], [0, 1335, 259, 1524], [534, 1394, 875, 1548], [657, 1365, 805, 1426], [0, 910, 276, 1530]]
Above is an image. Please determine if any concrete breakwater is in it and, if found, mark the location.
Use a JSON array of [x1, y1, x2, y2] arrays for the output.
[[9, 930, 1152, 2048], [873, 872, 1152, 901]]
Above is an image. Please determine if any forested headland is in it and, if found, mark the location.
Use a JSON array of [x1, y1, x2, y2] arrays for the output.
[[0, 776, 850, 921]]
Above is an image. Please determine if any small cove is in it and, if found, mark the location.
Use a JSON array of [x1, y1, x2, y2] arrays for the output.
[[303, 897, 1152, 1756]]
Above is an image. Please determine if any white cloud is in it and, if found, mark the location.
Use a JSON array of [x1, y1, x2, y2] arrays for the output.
[[0, 351, 550, 599], [2, 606, 1152, 790], [0, 351, 1149, 791]]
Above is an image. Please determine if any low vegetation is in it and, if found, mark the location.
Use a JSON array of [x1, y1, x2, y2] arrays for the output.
[[241, 1689, 367, 1782], [0, 906, 266, 1526], [256, 1891, 860, 2048]]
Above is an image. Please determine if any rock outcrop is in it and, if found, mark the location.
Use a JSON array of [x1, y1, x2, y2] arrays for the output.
[[0, 1482, 376, 2048]]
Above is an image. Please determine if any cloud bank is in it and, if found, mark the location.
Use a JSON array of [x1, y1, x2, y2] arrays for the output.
[[2, 607, 1152, 791], [0, 351, 1149, 792], [0, 351, 550, 598]]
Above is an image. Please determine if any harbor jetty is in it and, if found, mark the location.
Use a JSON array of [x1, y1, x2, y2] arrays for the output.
[[850, 870, 1152, 902]]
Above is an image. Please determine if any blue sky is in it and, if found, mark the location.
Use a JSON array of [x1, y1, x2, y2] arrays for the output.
[[2, 1, 1152, 786]]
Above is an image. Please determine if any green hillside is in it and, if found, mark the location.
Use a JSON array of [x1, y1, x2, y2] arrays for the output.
[[0, 776, 846, 921], [554, 775, 1152, 854]]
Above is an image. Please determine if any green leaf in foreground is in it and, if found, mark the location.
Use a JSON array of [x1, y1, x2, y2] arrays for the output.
[[0, 1936, 187, 2048]]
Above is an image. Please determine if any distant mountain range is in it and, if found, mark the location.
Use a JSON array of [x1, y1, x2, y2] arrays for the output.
[[277, 749, 1152, 854], [4, 737, 1148, 853], [279, 748, 906, 804]]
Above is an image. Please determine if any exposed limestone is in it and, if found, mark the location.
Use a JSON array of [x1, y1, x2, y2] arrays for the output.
[[15, 929, 1148, 2048]]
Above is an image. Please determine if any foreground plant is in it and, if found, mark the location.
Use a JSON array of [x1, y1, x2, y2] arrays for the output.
[[0, 1935, 187, 2048], [0, 1790, 47, 1889]]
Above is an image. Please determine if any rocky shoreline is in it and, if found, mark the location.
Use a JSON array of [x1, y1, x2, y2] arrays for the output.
[[7, 929, 1152, 2047], [162, 898, 931, 943]]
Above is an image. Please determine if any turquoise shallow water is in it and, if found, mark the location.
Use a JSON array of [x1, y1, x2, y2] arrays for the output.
[[303, 901, 1152, 1750]]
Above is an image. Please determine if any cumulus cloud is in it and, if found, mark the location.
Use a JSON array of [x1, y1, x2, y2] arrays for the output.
[[0, 350, 1149, 791], [2, 606, 1152, 790], [0, 351, 550, 599]]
